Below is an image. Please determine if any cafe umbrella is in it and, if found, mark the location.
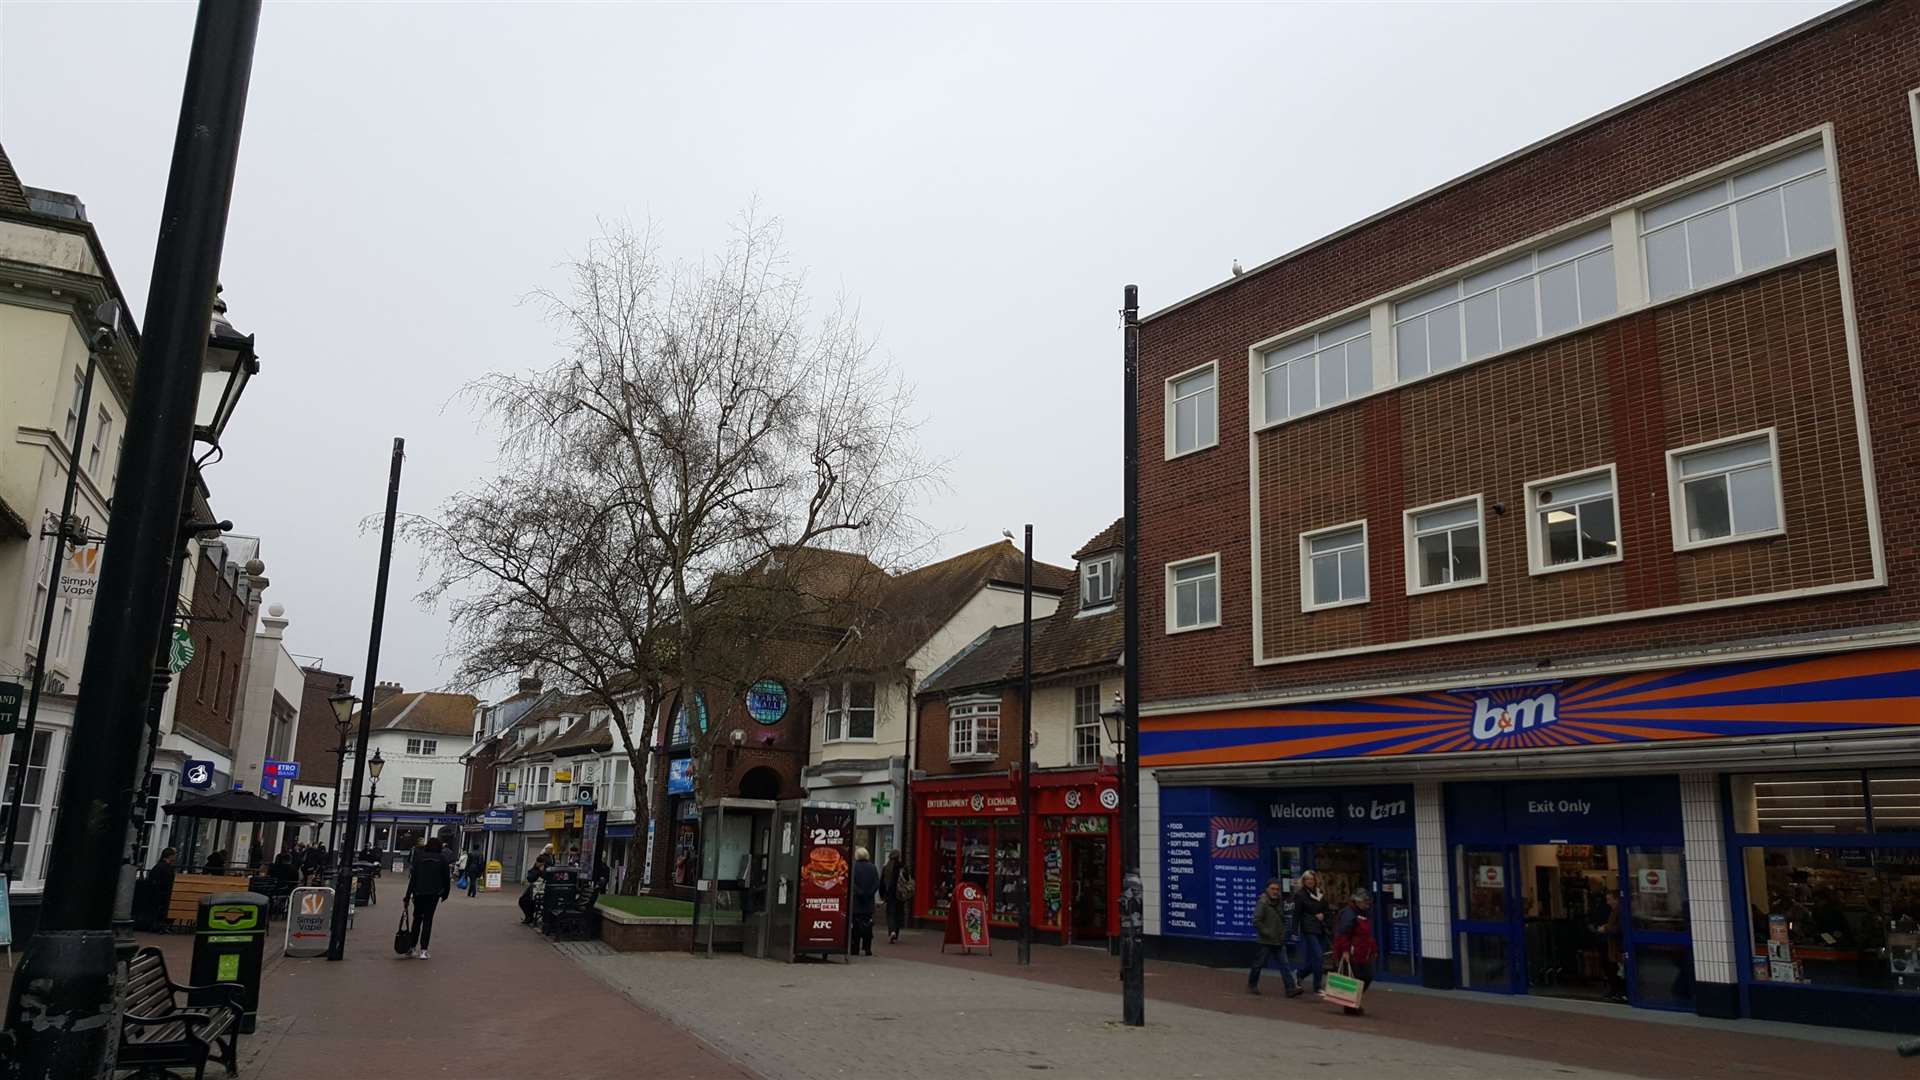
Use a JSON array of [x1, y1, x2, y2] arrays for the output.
[[162, 788, 319, 870]]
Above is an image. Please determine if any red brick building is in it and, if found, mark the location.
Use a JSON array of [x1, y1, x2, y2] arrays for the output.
[[1133, 0, 1920, 1031]]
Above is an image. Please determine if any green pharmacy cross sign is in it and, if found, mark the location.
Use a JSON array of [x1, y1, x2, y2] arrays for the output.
[[870, 791, 891, 816], [168, 627, 196, 674]]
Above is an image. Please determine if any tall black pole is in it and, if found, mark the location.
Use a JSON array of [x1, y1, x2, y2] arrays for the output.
[[329, 721, 348, 853], [4, 4, 259, 1073], [1119, 284, 1145, 1026], [328, 438, 405, 961], [1, 329, 102, 879], [1017, 524, 1033, 966]]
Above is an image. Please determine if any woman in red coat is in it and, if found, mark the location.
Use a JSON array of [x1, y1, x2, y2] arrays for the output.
[[1329, 888, 1378, 1016]]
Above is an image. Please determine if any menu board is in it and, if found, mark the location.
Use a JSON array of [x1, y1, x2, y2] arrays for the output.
[[1160, 816, 1209, 935], [796, 805, 854, 954], [1208, 816, 1260, 940]]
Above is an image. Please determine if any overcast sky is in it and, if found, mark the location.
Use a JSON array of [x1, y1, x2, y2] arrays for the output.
[[1, 1, 1839, 696]]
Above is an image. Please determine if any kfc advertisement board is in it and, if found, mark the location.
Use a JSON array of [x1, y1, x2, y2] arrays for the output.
[[796, 803, 855, 955]]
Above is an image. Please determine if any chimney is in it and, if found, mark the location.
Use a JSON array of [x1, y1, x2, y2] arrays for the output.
[[373, 681, 405, 706], [517, 676, 543, 696]]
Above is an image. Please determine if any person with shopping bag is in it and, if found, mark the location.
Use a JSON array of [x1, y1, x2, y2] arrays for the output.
[[1326, 888, 1378, 1016]]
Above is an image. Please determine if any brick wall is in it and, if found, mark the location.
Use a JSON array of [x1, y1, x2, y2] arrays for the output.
[[293, 666, 351, 788], [462, 740, 498, 811], [914, 689, 1025, 776], [1136, 0, 1920, 706], [173, 549, 250, 749]]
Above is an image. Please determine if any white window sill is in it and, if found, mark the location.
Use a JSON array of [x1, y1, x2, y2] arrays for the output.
[[1528, 552, 1624, 578], [825, 737, 878, 745], [1165, 439, 1219, 462], [1673, 527, 1786, 554], [1078, 603, 1117, 618], [1300, 596, 1369, 614], [1405, 576, 1486, 597], [1166, 619, 1222, 635], [948, 752, 997, 763]]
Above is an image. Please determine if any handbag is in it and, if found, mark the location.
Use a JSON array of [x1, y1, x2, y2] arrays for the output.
[[897, 873, 916, 903], [393, 899, 419, 955], [457, 875, 470, 891], [1322, 955, 1365, 1010]]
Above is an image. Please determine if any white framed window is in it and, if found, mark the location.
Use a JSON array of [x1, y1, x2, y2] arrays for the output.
[[400, 777, 434, 806], [1261, 314, 1372, 424], [88, 409, 111, 478], [1072, 685, 1102, 767], [1165, 363, 1218, 458], [948, 698, 1001, 760], [606, 756, 631, 811], [1668, 430, 1784, 550], [1525, 466, 1622, 575], [63, 368, 83, 447], [532, 764, 551, 803], [1642, 143, 1834, 302], [2, 728, 64, 885], [1403, 496, 1485, 594], [1165, 554, 1221, 633], [1300, 523, 1368, 611], [1081, 555, 1117, 609], [1395, 226, 1616, 382], [54, 599, 74, 660], [826, 680, 877, 742], [403, 737, 438, 757]]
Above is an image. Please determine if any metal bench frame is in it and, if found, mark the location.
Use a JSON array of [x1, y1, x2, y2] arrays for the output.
[[117, 946, 243, 1080]]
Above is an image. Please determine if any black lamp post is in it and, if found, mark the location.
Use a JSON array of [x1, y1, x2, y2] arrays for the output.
[[327, 694, 356, 853], [1117, 283, 1145, 1027], [362, 749, 386, 854]]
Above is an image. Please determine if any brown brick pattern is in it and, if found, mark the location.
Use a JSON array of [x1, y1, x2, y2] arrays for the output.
[[1136, 0, 1920, 707]]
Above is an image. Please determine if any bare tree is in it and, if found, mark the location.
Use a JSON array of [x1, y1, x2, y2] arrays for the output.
[[421, 209, 934, 848]]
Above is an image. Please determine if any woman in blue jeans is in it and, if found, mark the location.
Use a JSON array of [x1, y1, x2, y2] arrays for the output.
[[1293, 870, 1331, 991]]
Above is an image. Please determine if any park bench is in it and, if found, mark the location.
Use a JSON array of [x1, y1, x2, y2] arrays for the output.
[[117, 947, 243, 1080]]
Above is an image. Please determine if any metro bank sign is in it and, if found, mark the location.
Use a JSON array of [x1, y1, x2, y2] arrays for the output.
[[1140, 647, 1920, 767]]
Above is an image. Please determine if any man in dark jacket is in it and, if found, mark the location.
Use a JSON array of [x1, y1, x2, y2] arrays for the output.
[[1248, 878, 1302, 996], [141, 847, 179, 932], [403, 836, 454, 959], [1293, 870, 1331, 992], [850, 847, 881, 957]]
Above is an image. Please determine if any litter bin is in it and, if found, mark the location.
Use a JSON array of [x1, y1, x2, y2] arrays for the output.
[[190, 891, 269, 1033]]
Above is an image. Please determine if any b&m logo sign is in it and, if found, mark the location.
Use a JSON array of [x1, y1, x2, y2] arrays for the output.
[[1209, 816, 1259, 861], [1140, 647, 1920, 767]]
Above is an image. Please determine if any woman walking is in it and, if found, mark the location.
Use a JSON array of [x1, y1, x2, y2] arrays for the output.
[[850, 847, 881, 957], [1293, 870, 1331, 993], [404, 836, 453, 959], [879, 850, 908, 944], [1330, 888, 1378, 1016]]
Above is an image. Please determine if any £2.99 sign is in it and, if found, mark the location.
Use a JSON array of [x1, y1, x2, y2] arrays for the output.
[[796, 805, 854, 954]]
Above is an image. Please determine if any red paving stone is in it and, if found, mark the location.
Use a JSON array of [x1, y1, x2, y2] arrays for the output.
[[222, 891, 754, 1079], [886, 928, 1911, 1080]]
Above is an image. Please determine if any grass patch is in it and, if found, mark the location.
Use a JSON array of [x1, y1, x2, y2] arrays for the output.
[[597, 894, 696, 919]]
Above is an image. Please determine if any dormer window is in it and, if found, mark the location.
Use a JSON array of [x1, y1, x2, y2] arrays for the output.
[[1081, 554, 1118, 610]]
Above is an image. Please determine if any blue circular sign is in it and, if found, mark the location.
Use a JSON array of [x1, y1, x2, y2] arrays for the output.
[[746, 679, 789, 725]]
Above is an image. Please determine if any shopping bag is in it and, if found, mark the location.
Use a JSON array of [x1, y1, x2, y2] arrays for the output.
[[457, 875, 471, 891], [1322, 958, 1365, 1010], [393, 900, 418, 955]]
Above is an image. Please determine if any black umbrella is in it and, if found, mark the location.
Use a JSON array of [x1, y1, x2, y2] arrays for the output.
[[162, 788, 317, 823]]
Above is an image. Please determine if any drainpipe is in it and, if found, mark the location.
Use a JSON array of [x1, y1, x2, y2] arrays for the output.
[[901, 668, 914, 868]]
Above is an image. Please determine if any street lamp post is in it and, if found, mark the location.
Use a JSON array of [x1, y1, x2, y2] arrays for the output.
[[1117, 284, 1145, 1026], [362, 749, 385, 855], [327, 694, 357, 854], [4, 1, 262, 1070]]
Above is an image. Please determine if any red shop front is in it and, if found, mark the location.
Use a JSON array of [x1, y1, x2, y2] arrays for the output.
[[914, 769, 1121, 944]]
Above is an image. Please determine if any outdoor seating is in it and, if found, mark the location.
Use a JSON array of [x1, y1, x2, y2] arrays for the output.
[[117, 947, 242, 1080]]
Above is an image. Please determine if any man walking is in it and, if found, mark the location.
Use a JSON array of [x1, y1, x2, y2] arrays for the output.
[[1248, 878, 1301, 996], [403, 836, 453, 959], [465, 846, 485, 897]]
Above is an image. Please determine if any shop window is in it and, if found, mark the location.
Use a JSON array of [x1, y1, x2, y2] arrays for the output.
[[1732, 772, 1867, 834], [1668, 431, 1783, 549], [948, 699, 1000, 761], [994, 831, 1023, 922]]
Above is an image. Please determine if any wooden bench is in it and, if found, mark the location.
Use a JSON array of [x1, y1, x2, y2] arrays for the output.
[[117, 947, 242, 1080], [165, 874, 242, 927]]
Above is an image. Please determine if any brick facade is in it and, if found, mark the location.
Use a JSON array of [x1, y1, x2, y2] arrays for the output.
[[1137, 0, 1920, 707], [173, 549, 252, 748], [293, 666, 351, 789], [913, 690, 1026, 777]]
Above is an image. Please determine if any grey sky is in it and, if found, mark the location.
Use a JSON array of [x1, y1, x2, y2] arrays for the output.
[[1, 1, 1839, 695]]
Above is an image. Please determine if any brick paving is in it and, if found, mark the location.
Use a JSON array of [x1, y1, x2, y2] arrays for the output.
[[225, 891, 752, 1079]]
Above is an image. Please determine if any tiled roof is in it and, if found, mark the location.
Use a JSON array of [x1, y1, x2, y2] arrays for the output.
[[0, 493, 28, 540], [363, 690, 478, 738], [919, 624, 1026, 696], [495, 694, 606, 762], [1073, 519, 1123, 561], [0, 143, 29, 214], [820, 540, 1071, 675]]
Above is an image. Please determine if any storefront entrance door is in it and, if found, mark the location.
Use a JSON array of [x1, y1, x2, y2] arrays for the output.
[[1067, 836, 1110, 942], [1518, 844, 1623, 1003]]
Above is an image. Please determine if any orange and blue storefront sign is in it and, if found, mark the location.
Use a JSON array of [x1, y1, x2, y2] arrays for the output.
[[1142, 647, 1920, 767]]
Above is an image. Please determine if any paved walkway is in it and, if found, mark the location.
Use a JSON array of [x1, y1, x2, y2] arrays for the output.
[[227, 891, 751, 1079]]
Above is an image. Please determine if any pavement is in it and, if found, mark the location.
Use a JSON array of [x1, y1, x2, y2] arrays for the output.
[[570, 926, 1917, 1080], [191, 890, 752, 1079]]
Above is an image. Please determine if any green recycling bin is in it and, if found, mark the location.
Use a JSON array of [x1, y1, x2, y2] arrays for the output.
[[191, 891, 268, 1033]]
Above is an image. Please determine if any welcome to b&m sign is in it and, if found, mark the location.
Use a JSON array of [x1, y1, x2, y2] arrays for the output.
[[1141, 647, 1920, 767]]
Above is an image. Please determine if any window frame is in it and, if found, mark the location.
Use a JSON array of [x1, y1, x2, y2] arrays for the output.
[[1163, 553, 1222, 634], [826, 679, 878, 743], [1402, 495, 1487, 596], [1638, 142, 1835, 304], [1666, 429, 1786, 553], [1258, 314, 1374, 426], [63, 368, 83, 448], [1071, 685, 1102, 767], [400, 777, 434, 807], [1298, 521, 1370, 613], [88, 407, 111, 478], [1523, 464, 1625, 577], [1080, 555, 1118, 611], [1163, 361, 1219, 460], [947, 696, 1001, 761]]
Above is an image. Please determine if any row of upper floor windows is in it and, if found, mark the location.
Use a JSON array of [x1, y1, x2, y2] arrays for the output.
[[1163, 138, 1838, 459], [1162, 428, 1784, 632]]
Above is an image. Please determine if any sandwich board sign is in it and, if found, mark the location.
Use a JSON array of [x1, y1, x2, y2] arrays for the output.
[[285, 887, 333, 958]]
